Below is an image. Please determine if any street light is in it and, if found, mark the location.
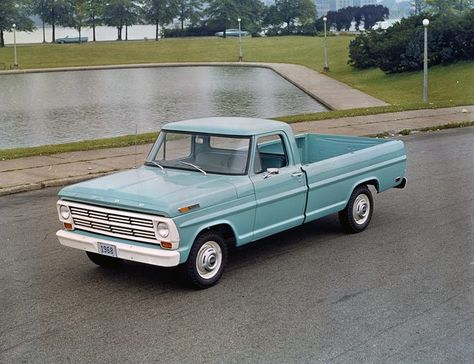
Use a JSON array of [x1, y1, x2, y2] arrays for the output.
[[13, 23, 18, 69], [323, 17, 329, 72], [238, 18, 243, 62], [423, 18, 429, 103]]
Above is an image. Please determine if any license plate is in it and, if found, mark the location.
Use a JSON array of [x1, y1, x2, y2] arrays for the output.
[[97, 242, 117, 257]]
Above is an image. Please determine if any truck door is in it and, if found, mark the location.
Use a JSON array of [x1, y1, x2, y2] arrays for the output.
[[250, 133, 307, 241]]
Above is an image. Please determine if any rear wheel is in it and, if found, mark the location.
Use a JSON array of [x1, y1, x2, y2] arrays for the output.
[[86, 251, 123, 268], [184, 231, 227, 289], [339, 185, 373, 233]]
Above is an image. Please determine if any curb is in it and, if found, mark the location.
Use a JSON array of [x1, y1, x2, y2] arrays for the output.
[[1, 121, 472, 198], [0, 171, 115, 197]]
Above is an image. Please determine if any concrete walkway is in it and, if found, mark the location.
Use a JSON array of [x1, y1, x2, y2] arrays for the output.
[[1, 105, 472, 196], [266, 63, 388, 109], [0, 62, 388, 110]]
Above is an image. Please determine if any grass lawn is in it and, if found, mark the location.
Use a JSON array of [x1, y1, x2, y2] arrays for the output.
[[1, 36, 473, 107]]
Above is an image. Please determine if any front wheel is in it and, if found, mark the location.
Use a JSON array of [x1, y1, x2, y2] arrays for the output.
[[184, 231, 227, 289], [339, 185, 374, 233]]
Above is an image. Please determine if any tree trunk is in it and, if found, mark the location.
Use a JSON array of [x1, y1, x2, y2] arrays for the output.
[[117, 26, 122, 41], [51, 7, 56, 43], [155, 21, 159, 41], [92, 15, 96, 41], [125, 25, 128, 41], [0, 30, 4, 48], [42, 20, 46, 43], [79, 27, 82, 43]]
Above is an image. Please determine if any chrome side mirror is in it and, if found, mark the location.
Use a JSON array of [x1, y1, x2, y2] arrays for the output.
[[264, 168, 279, 179]]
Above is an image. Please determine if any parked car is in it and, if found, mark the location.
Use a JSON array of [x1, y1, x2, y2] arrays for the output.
[[215, 29, 250, 37], [56, 117, 407, 288], [55, 36, 88, 44]]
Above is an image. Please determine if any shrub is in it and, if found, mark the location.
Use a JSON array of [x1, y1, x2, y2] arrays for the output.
[[348, 10, 474, 73]]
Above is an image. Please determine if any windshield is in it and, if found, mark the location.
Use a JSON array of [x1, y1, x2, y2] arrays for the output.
[[146, 132, 251, 175]]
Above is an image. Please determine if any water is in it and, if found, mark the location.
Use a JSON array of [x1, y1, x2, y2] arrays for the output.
[[0, 66, 327, 149], [3, 25, 159, 44]]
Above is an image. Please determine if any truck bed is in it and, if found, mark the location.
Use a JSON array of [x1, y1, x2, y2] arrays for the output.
[[295, 133, 406, 223], [295, 134, 391, 164]]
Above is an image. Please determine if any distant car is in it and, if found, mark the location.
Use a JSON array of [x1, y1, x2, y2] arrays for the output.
[[215, 29, 250, 37], [55, 36, 88, 44]]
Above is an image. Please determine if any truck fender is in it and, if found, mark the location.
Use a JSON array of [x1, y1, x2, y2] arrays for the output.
[[182, 220, 238, 263], [343, 178, 380, 208]]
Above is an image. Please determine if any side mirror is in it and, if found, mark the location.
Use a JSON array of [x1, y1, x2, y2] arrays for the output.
[[264, 168, 279, 179]]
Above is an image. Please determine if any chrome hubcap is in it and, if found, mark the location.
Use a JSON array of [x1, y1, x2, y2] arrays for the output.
[[196, 241, 222, 279], [353, 194, 370, 225]]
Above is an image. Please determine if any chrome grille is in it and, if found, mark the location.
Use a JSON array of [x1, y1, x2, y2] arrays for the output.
[[69, 205, 158, 243]]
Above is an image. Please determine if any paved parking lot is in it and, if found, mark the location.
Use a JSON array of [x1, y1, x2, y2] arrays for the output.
[[1, 128, 473, 363]]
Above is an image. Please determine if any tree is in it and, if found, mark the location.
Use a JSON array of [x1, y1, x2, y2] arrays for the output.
[[361, 5, 389, 29], [37, 0, 74, 43], [327, 5, 388, 31], [71, 0, 89, 42], [206, 0, 264, 37], [274, 0, 316, 34], [144, 0, 179, 40], [411, 0, 428, 15], [425, 0, 459, 13], [32, 0, 50, 43], [85, 0, 105, 41], [0, 0, 34, 47], [177, 0, 201, 30], [103, 0, 140, 41]]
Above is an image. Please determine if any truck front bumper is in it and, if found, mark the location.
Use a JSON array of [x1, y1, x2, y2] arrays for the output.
[[56, 230, 180, 267]]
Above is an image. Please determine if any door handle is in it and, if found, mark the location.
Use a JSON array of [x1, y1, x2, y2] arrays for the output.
[[292, 172, 304, 177]]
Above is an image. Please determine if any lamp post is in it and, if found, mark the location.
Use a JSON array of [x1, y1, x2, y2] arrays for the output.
[[323, 17, 329, 72], [238, 18, 243, 62], [422, 18, 429, 103], [13, 23, 18, 69]]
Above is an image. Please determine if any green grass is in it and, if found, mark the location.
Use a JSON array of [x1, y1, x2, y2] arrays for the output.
[[0, 132, 158, 160], [1, 36, 473, 106]]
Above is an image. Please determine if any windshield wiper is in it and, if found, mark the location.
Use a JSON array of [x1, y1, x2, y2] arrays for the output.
[[144, 161, 164, 171], [178, 161, 207, 176]]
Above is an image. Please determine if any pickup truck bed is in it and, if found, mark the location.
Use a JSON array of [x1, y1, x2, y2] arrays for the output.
[[295, 134, 406, 222], [296, 134, 391, 164]]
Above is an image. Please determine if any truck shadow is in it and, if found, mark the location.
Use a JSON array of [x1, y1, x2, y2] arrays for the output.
[[83, 214, 343, 291]]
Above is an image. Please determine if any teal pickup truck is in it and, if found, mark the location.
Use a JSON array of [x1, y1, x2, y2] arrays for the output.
[[56, 117, 407, 288]]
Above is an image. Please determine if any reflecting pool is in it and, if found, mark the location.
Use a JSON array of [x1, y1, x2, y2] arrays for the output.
[[0, 66, 327, 148]]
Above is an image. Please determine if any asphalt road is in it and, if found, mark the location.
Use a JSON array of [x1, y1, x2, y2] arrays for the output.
[[1, 128, 473, 363]]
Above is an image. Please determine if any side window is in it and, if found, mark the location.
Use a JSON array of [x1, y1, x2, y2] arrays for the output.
[[254, 134, 289, 174]]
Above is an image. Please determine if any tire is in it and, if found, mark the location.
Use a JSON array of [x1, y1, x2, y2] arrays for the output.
[[86, 251, 123, 269], [184, 231, 228, 289], [339, 185, 374, 234]]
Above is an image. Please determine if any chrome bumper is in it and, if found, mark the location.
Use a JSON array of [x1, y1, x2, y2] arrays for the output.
[[56, 230, 180, 267]]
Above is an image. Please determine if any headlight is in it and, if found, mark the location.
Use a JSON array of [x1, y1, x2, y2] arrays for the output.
[[157, 222, 169, 238], [59, 205, 70, 220]]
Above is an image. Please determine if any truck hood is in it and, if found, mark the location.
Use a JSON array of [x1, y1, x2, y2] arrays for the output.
[[58, 166, 241, 217]]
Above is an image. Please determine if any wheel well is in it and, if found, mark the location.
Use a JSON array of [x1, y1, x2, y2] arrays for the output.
[[361, 179, 380, 193], [200, 224, 236, 248]]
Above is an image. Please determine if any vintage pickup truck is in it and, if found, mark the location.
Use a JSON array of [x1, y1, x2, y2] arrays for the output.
[[56, 117, 406, 288]]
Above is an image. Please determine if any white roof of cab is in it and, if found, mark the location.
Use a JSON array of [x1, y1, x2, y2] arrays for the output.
[[162, 117, 292, 136]]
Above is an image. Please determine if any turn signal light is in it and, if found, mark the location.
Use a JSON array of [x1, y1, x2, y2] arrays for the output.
[[161, 242, 173, 249], [63, 222, 73, 230], [178, 203, 200, 213]]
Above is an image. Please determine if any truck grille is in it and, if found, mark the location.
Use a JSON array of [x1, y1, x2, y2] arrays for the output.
[[69, 205, 158, 244]]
